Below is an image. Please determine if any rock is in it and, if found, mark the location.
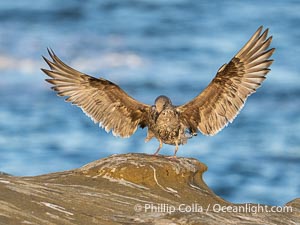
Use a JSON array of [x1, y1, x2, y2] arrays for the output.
[[0, 153, 298, 224]]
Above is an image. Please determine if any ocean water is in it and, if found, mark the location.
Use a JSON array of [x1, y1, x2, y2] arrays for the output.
[[0, 0, 299, 206]]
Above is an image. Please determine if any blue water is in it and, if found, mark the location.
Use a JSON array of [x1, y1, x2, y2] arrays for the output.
[[0, 0, 299, 206]]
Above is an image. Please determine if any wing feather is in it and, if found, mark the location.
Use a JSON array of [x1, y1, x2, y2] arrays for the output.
[[177, 26, 275, 135], [42, 49, 150, 137]]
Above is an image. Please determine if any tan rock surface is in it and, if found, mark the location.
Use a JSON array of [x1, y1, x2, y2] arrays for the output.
[[0, 153, 298, 224]]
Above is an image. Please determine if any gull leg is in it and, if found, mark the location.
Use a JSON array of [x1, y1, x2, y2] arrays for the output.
[[173, 142, 179, 157], [166, 141, 179, 160], [153, 139, 163, 155]]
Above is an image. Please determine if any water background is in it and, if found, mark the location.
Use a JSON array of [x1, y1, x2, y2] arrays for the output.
[[0, 0, 299, 206]]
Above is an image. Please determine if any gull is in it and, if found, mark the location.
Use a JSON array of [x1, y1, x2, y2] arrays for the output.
[[42, 26, 274, 157]]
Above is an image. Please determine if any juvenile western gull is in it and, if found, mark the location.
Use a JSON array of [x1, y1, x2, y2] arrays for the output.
[[42, 26, 275, 157]]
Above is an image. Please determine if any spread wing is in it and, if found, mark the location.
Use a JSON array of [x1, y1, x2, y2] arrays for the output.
[[177, 26, 275, 136], [42, 49, 150, 137]]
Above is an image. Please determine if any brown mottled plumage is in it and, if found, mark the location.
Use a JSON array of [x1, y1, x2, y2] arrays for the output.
[[42, 26, 274, 157]]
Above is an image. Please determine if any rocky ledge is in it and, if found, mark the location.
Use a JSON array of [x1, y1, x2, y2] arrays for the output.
[[0, 153, 299, 224]]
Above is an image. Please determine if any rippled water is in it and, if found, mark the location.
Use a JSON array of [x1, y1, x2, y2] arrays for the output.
[[0, 0, 299, 206]]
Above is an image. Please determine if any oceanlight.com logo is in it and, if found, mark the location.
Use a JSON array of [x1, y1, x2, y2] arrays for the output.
[[133, 203, 293, 214]]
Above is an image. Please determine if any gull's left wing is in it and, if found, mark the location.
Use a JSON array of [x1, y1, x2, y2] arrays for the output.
[[177, 26, 275, 135]]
